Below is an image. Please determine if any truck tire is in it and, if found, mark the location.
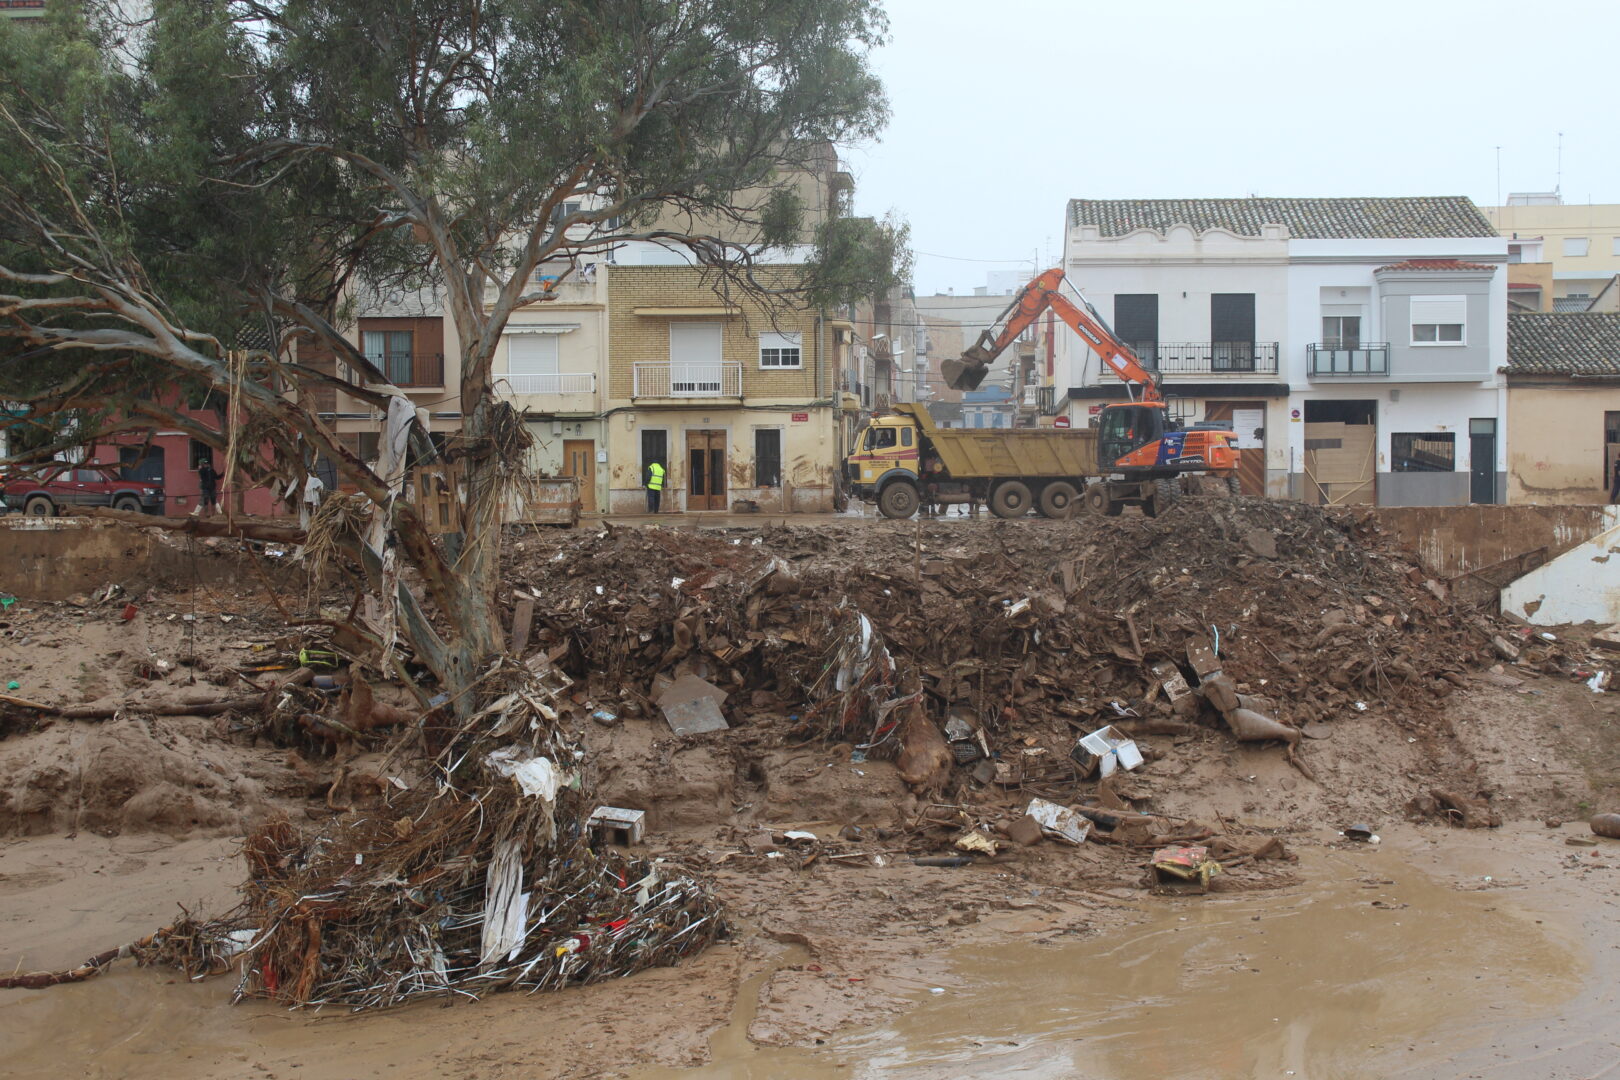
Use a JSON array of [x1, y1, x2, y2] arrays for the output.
[[1144, 476, 1181, 518], [1085, 484, 1122, 517], [877, 482, 920, 520], [989, 480, 1033, 519], [113, 495, 143, 513], [23, 495, 54, 517], [1038, 481, 1079, 519]]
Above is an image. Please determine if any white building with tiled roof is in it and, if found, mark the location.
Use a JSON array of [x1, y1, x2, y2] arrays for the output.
[[1057, 195, 1509, 506]]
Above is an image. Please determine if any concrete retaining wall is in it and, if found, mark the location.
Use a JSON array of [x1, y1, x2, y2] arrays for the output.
[[0, 517, 281, 602], [1368, 504, 1620, 580]]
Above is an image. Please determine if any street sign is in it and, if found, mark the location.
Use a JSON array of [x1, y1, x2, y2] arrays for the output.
[[791, 412, 809, 422], [1053, 415, 1072, 428]]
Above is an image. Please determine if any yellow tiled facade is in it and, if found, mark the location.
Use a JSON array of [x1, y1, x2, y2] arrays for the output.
[[605, 266, 824, 400], [603, 265, 839, 514]]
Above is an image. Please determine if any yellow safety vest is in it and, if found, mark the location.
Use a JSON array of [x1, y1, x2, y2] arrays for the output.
[[647, 463, 665, 491]]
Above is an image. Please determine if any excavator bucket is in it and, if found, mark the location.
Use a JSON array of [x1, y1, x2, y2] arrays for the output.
[[942, 345, 993, 391], [941, 356, 988, 392]]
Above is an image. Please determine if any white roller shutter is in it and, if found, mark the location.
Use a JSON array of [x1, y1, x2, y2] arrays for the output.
[[670, 321, 723, 363], [1410, 295, 1466, 325], [507, 333, 559, 375]]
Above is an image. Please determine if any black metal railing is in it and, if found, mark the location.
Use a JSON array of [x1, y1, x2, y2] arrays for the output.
[[1128, 342, 1280, 375], [1307, 343, 1390, 376]]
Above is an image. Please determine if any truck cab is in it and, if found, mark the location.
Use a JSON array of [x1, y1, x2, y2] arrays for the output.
[[844, 413, 922, 504]]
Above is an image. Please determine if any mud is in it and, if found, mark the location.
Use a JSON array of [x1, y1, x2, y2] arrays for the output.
[[4, 507, 1620, 1076], [630, 838, 1592, 1080], [2, 830, 1609, 1080]]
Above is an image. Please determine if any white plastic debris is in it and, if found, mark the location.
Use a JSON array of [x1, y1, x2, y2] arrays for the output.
[[671, 577, 686, 588], [1077, 725, 1143, 778], [784, 830, 818, 842]]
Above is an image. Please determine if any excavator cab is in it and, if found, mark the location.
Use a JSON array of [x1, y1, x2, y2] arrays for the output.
[[1097, 403, 1166, 468]]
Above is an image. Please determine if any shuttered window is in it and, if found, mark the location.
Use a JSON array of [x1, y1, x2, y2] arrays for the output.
[[669, 321, 723, 364], [759, 331, 802, 369], [507, 333, 559, 375], [1411, 295, 1466, 345]]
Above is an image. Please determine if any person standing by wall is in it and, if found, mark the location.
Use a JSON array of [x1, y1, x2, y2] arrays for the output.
[[645, 458, 665, 513]]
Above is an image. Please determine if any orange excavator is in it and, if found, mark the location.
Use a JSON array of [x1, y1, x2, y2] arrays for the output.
[[942, 268, 1240, 508]]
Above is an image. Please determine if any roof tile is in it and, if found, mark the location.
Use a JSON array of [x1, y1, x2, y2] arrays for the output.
[[1068, 197, 1496, 239], [1375, 259, 1497, 272], [1507, 312, 1620, 375]]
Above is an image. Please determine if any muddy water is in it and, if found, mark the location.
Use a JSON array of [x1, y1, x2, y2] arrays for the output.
[[0, 846, 1585, 1080], [633, 847, 1583, 1080]]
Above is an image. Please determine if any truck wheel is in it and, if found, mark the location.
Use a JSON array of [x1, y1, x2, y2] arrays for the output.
[[113, 495, 143, 513], [877, 482, 920, 519], [1085, 485, 1122, 517], [1038, 481, 1078, 519], [989, 480, 1033, 519], [1145, 476, 1181, 518], [23, 495, 54, 517]]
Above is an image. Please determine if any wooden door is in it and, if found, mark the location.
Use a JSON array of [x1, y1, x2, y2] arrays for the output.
[[562, 439, 596, 514], [1205, 401, 1267, 495], [686, 429, 726, 511]]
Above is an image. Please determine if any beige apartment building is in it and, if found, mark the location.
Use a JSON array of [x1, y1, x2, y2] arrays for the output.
[[1484, 194, 1620, 312]]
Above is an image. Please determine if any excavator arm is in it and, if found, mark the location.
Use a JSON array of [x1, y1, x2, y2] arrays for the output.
[[941, 268, 1162, 401]]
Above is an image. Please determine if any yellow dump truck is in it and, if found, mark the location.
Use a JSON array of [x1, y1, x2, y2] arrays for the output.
[[845, 403, 1169, 519]]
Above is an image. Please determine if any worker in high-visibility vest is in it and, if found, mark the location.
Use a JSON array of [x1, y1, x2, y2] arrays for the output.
[[645, 459, 666, 513]]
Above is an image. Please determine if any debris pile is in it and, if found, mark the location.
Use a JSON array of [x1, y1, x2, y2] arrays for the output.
[[508, 498, 1505, 784], [3, 660, 725, 1006]]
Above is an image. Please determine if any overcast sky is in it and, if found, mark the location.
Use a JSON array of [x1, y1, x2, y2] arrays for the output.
[[847, 0, 1620, 297]]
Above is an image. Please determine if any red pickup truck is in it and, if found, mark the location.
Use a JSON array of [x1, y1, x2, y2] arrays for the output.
[[1, 465, 164, 516]]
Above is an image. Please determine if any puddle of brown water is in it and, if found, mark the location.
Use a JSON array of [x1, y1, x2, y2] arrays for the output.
[[633, 847, 1583, 1080], [0, 846, 1584, 1080]]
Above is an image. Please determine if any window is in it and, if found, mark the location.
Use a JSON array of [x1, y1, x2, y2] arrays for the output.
[[120, 446, 165, 483], [362, 329, 415, 384], [1564, 237, 1589, 257], [1114, 294, 1159, 365], [866, 427, 897, 450], [900, 427, 913, 447], [1391, 432, 1455, 472], [754, 428, 781, 487], [1321, 316, 1361, 349], [669, 322, 724, 392], [1211, 293, 1256, 369], [507, 333, 559, 376], [549, 200, 582, 225], [1613, 237, 1620, 257], [759, 331, 803, 369], [1410, 295, 1465, 345], [189, 438, 213, 470], [357, 432, 380, 463]]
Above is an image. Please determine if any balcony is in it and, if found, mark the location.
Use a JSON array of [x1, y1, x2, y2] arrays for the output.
[[365, 352, 444, 389], [499, 372, 597, 395], [632, 361, 742, 399], [1132, 342, 1280, 376], [1307, 343, 1390, 377]]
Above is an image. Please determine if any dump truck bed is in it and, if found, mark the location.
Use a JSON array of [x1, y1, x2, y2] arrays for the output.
[[902, 404, 1099, 479]]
